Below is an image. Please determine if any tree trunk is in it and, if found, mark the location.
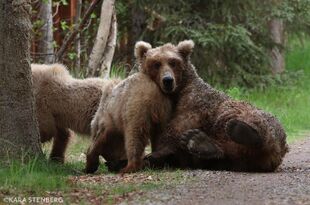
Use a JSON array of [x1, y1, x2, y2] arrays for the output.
[[37, 0, 54, 63], [268, 18, 285, 74], [0, 0, 42, 159], [87, 0, 115, 77], [126, 2, 147, 75], [74, 0, 82, 73], [101, 9, 117, 78]]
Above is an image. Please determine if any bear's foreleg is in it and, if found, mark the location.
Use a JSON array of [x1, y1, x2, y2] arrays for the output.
[[179, 129, 224, 159], [120, 125, 149, 174], [85, 129, 110, 173]]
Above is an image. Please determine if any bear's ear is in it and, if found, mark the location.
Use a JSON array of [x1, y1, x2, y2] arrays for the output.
[[135, 41, 152, 62], [177, 40, 194, 60]]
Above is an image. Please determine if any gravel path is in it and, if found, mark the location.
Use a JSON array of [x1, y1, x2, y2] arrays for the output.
[[123, 137, 310, 205]]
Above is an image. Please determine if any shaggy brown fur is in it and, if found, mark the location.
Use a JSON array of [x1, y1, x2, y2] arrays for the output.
[[31, 64, 120, 162], [107, 40, 289, 172], [85, 41, 189, 174]]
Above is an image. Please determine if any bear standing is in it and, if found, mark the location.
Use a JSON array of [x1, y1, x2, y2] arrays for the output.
[[85, 41, 188, 174], [107, 40, 289, 172], [32, 64, 120, 163]]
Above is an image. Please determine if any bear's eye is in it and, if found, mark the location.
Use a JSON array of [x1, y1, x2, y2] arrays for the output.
[[169, 60, 177, 68], [153, 61, 161, 69]]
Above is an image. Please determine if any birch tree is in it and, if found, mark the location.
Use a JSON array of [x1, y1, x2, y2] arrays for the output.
[[87, 0, 117, 78], [74, 0, 82, 72], [38, 0, 54, 63], [99, 10, 117, 78]]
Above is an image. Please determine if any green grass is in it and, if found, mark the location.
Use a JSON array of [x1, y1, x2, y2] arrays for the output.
[[109, 64, 127, 79], [0, 140, 184, 204], [0, 157, 79, 193], [226, 38, 310, 142], [0, 157, 183, 203]]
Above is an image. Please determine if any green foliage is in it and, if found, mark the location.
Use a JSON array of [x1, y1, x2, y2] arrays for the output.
[[279, 0, 310, 35], [32, 19, 44, 31], [123, 0, 273, 86], [226, 87, 244, 100], [90, 12, 97, 19], [114, 0, 310, 87], [187, 24, 270, 86], [109, 64, 127, 79], [31, 0, 310, 85], [59, 0, 68, 6], [286, 35, 310, 73], [68, 52, 77, 60], [60, 21, 69, 31]]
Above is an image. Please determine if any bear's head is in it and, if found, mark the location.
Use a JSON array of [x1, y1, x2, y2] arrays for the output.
[[134, 40, 194, 94]]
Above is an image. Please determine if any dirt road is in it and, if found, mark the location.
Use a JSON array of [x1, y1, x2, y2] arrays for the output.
[[123, 137, 310, 205]]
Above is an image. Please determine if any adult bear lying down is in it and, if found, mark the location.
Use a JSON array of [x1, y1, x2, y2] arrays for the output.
[[106, 40, 289, 172]]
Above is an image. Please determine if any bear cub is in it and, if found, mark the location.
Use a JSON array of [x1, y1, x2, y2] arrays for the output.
[[31, 63, 120, 163], [85, 41, 190, 174]]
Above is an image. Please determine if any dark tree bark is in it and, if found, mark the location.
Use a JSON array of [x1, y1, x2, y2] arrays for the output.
[[37, 0, 54, 63], [0, 0, 42, 159], [126, 2, 147, 75]]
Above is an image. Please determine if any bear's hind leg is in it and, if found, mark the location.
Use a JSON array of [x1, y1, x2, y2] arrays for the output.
[[226, 119, 263, 147], [50, 128, 71, 163]]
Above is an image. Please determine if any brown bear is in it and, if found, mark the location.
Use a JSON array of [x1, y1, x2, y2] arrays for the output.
[[31, 64, 120, 163], [106, 40, 289, 172], [85, 41, 189, 174]]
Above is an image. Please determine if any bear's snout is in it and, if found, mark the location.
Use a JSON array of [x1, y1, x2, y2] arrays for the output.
[[162, 75, 175, 93]]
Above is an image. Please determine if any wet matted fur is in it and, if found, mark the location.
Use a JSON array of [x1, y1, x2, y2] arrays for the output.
[[106, 40, 289, 172]]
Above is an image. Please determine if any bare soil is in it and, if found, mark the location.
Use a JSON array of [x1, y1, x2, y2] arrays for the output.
[[122, 137, 310, 205]]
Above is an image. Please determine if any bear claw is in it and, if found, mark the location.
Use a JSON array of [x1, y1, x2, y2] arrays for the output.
[[180, 129, 223, 159]]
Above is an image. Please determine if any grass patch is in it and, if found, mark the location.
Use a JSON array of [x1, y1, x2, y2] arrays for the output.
[[0, 157, 78, 195], [0, 140, 184, 204], [109, 63, 127, 79]]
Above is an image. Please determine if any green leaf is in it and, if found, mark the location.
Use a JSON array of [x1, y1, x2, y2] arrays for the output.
[[90, 13, 97, 19]]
